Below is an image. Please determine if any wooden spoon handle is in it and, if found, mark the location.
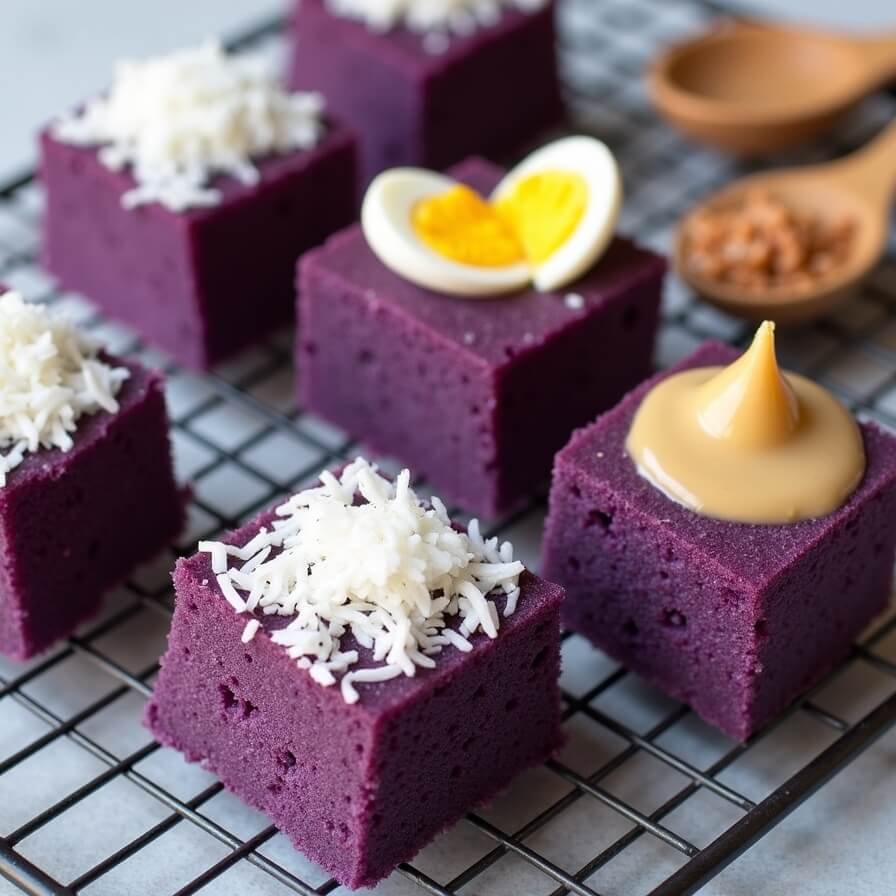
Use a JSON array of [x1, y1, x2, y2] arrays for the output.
[[846, 33, 896, 84], [835, 119, 896, 202]]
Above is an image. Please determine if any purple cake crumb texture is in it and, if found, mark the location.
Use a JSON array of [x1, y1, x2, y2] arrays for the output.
[[40, 125, 357, 370], [146, 509, 564, 889], [0, 357, 186, 659], [288, 0, 562, 185], [297, 156, 665, 519], [542, 342, 896, 740]]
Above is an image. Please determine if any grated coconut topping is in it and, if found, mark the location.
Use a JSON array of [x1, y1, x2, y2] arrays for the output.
[[325, 0, 547, 41], [199, 457, 524, 703], [52, 41, 326, 212], [0, 291, 130, 486]]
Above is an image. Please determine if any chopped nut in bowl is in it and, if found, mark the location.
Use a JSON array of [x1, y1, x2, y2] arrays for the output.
[[682, 190, 856, 296], [672, 162, 886, 327]]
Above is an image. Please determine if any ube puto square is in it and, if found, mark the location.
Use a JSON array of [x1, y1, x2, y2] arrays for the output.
[[288, 0, 562, 184], [146, 459, 563, 889], [298, 152, 664, 518], [0, 290, 184, 659], [41, 42, 357, 370], [542, 337, 896, 740]]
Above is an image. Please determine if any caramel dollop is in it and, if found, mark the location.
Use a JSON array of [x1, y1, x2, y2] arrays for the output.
[[626, 322, 866, 523]]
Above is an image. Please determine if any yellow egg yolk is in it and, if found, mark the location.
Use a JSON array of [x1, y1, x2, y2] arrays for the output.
[[411, 171, 588, 270], [411, 185, 525, 267], [494, 170, 587, 264]]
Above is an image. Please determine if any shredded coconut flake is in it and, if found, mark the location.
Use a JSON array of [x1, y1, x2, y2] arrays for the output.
[[52, 41, 326, 212], [325, 0, 546, 39], [564, 292, 585, 310], [0, 291, 129, 486], [201, 458, 525, 703], [422, 31, 452, 54]]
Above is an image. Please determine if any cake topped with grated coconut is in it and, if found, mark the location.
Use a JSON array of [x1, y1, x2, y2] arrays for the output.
[[199, 457, 525, 703], [0, 291, 130, 486], [52, 41, 326, 212], [325, 0, 547, 41]]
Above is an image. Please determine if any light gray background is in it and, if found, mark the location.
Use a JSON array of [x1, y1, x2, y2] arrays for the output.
[[0, 2, 894, 895]]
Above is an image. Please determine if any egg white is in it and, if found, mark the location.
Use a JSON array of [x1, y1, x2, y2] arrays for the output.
[[361, 168, 532, 297], [491, 136, 623, 292]]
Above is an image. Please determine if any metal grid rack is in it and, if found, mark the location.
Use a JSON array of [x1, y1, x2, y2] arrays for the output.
[[1, 1, 896, 894]]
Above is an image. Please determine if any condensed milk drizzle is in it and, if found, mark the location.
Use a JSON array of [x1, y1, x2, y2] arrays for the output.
[[626, 321, 866, 524]]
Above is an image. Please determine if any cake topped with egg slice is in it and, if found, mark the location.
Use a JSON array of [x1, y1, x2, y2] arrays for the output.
[[361, 136, 622, 296]]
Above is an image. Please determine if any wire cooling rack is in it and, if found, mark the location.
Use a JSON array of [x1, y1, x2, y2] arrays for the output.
[[2, 2, 896, 894]]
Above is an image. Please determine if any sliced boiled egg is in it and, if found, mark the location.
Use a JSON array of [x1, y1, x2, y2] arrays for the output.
[[361, 169, 531, 296], [360, 136, 622, 298], [490, 136, 622, 292]]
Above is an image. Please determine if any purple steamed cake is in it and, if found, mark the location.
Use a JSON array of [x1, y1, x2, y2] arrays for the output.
[[40, 125, 357, 370], [146, 508, 564, 889], [541, 342, 896, 741], [288, 0, 562, 185], [0, 357, 185, 659], [297, 156, 665, 518]]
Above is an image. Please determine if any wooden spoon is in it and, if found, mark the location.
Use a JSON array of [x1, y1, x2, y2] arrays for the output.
[[649, 20, 896, 155], [674, 120, 896, 325]]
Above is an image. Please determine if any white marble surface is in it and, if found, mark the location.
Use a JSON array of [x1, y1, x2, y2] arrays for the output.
[[0, 2, 895, 895]]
